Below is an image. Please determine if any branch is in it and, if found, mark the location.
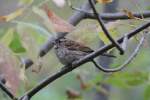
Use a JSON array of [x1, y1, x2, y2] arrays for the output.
[[19, 22, 150, 99], [0, 82, 17, 100], [66, 0, 150, 21], [89, 0, 124, 54], [86, 11, 150, 21], [92, 34, 145, 72]]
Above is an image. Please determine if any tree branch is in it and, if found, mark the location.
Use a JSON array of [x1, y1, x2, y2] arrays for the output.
[[0, 82, 17, 100], [92, 34, 145, 72], [86, 11, 150, 21], [89, 0, 124, 54]]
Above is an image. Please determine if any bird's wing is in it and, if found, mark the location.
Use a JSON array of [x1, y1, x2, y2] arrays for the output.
[[62, 38, 94, 53]]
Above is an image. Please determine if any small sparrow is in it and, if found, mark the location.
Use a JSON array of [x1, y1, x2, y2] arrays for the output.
[[54, 38, 116, 71]]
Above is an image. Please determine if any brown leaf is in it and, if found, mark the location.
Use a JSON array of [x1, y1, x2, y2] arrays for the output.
[[0, 8, 24, 22], [122, 9, 136, 19], [97, 0, 113, 4], [66, 88, 81, 99], [76, 74, 89, 90], [0, 44, 20, 94], [41, 4, 75, 33]]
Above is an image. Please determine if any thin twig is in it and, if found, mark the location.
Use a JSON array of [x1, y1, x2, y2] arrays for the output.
[[121, 34, 128, 51], [67, 0, 93, 15], [89, 0, 124, 54], [92, 34, 145, 72], [0, 82, 17, 100], [86, 11, 150, 21]]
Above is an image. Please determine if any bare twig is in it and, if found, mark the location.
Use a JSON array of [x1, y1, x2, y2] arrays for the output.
[[0, 82, 17, 100], [67, 0, 93, 15], [89, 0, 124, 54], [92, 34, 145, 72], [121, 34, 128, 51], [66, 0, 150, 21], [20, 95, 29, 100], [86, 11, 150, 21]]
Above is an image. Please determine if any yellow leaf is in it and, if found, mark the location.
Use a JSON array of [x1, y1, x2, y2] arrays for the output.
[[98, 21, 121, 45], [1, 28, 14, 46], [98, 28, 118, 45], [19, 63, 28, 83], [97, 0, 113, 4], [19, 0, 33, 5], [122, 9, 136, 19], [0, 8, 24, 22]]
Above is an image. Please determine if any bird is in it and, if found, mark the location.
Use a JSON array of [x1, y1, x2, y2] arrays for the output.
[[53, 37, 121, 72], [54, 37, 94, 65]]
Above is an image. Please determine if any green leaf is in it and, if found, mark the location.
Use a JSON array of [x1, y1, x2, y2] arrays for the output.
[[125, 71, 148, 86], [89, 74, 103, 85], [12, 20, 50, 36], [98, 26, 119, 45], [144, 84, 150, 100], [19, 0, 33, 5], [1, 28, 14, 46], [105, 71, 148, 88], [9, 32, 26, 53]]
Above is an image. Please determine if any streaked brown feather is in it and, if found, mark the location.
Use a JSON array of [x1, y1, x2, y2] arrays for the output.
[[60, 38, 94, 53]]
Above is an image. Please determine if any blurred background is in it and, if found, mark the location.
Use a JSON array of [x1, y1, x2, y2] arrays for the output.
[[0, 0, 150, 100]]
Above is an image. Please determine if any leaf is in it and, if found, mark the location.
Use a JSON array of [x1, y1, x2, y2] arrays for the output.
[[32, 6, 56, 33], [0, 44, 20, 94], [144, 84, 150, 100], [0, 8, 24, 22], [125, 71, 148, 86], [9, 32, 26, 53], [121, 34, 128, 51], [1, 28, 26, 53], [19, 64, 28, 83], [12, 20, 50, 36], [98, 21, 121, 45], [98, 28, 118, 45], [105, 71, 148, 88], [66, 88, 81, 99], [41, 4, 75, 33], [19, 0, 33, 5], [97, 0, 113, 4], [122, 9, 136, 19], [1, 28, 14, 46]]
